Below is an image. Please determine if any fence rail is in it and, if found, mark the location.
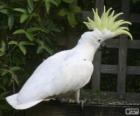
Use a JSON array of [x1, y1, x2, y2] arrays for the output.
[[82, 0, 140, 100]]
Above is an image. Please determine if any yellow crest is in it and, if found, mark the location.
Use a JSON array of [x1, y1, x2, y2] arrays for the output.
[[84, 6, 133, 40]]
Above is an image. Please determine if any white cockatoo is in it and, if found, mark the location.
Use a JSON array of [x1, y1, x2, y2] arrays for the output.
[[6, 7, 132, 110]]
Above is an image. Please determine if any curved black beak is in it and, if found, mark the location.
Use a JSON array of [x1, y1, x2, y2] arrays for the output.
[[99, 42, 107, 50]]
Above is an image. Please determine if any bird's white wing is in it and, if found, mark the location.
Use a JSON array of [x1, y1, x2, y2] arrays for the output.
[[17, 50, 70, 102], [6, 50, 70, 109], [50, 58, 94, 94], [6, 49, 93, 110]]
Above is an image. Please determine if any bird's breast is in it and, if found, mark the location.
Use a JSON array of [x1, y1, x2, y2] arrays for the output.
[[60, 59, 94, 91]]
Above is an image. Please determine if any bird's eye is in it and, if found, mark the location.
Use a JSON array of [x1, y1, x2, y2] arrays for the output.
[[98, 39, 101, 42]]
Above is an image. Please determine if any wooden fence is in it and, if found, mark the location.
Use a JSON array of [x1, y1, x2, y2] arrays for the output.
[[83, 0, 140, 101]]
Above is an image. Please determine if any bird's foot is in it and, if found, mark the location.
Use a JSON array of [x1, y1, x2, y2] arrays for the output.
[[58, 98, 86, 109], [59, 98, 76, 103], [77, 99, 86, 109]]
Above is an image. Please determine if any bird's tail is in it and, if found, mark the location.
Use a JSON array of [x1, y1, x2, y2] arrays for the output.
[[6, 93, 43, 110]]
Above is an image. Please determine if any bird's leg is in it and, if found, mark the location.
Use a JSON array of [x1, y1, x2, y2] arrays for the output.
[[75, 89, 85, 109], [75, 89, 80, 103], [56, 92, 76, 103], [57, 90, 81, 103]]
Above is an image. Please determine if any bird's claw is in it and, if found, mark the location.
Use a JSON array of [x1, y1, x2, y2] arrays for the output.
[[59, 98, 75, 103], [77, 99, 86, 109], [57, 98, 86, 109]]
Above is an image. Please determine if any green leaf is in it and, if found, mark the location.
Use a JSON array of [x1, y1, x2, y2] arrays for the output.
[[67, 12, 77, 27], [36, 40, 53, 54], [0, 41, 6, 51], [44, 45, 54, 55], [27, 27, 48, 33], [9, 71, 19, 85], [36, 46, 42, 54], [0, 41, 6, 56], [13, 41, 34, 55], [12, 74, 19, 85], [0, 69, 8, 76], [0, 9, 9, 15], [37, 45, 54, 55], [14, 8, 27, 13], [27, 0, 34, 12], [44, 0, 51, 13], [19, 41, 34, 46], [0, 52, 5, 57], [25, 31, 34, 41], [45, 20, 61, 32], [20, 13, 29, 23], [58, 8, 67, 16], [0, 5, 6, 9], [1, 67, 20, 85], [10, 66, 21, 72], [18, 43, 27, 55], [8, 15, 14, 30], [50, 0, 60, 6], [62, 0, 74, 3], [44, 0, 61, 13], [55, 0, 61, 5], [8, 41, 18, 45], [72, 6, 81, 13], [13, 29, 25, 34], [13, 29, 34, 41]]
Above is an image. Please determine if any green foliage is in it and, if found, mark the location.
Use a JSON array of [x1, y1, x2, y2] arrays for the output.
[[132, 0, 140, 3], [0, 0, 81, 114], [0, 41, 6, 56], [58, 3, 81, 27]]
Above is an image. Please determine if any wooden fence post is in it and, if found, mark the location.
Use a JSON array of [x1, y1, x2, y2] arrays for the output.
[[117, 0, 130, 97], [92, 0, 104, 92]]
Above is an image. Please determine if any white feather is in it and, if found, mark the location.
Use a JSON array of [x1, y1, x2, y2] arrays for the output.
[[6, 30, 102, 110]]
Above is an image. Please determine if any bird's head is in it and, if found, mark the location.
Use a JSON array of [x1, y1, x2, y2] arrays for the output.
[[83, 7, 133, 44]]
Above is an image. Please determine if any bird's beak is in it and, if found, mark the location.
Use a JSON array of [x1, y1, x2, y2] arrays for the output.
[[101, 41, 106, 47]]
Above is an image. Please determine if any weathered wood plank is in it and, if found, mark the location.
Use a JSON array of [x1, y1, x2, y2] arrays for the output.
[[81, 89, 140, 103], [128, 40, 140, 49], [82, 11, 91, 20], [95, 0, 104, 15], [105, 39, 119, 48], [104, 40, 140, 49], [101, 65, 140, 75], [26, 102, 82, 116], [91, 0, 104, 92], [92, 50, 101, 91], [101, 64, 118, 74], [130, 13, 140, 23], [117, 0, 130, 96], [105, 39, 140, 49], [121, 0, 130, 18], [127, 66, 140, 75], [117, 36, 128, 95]]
